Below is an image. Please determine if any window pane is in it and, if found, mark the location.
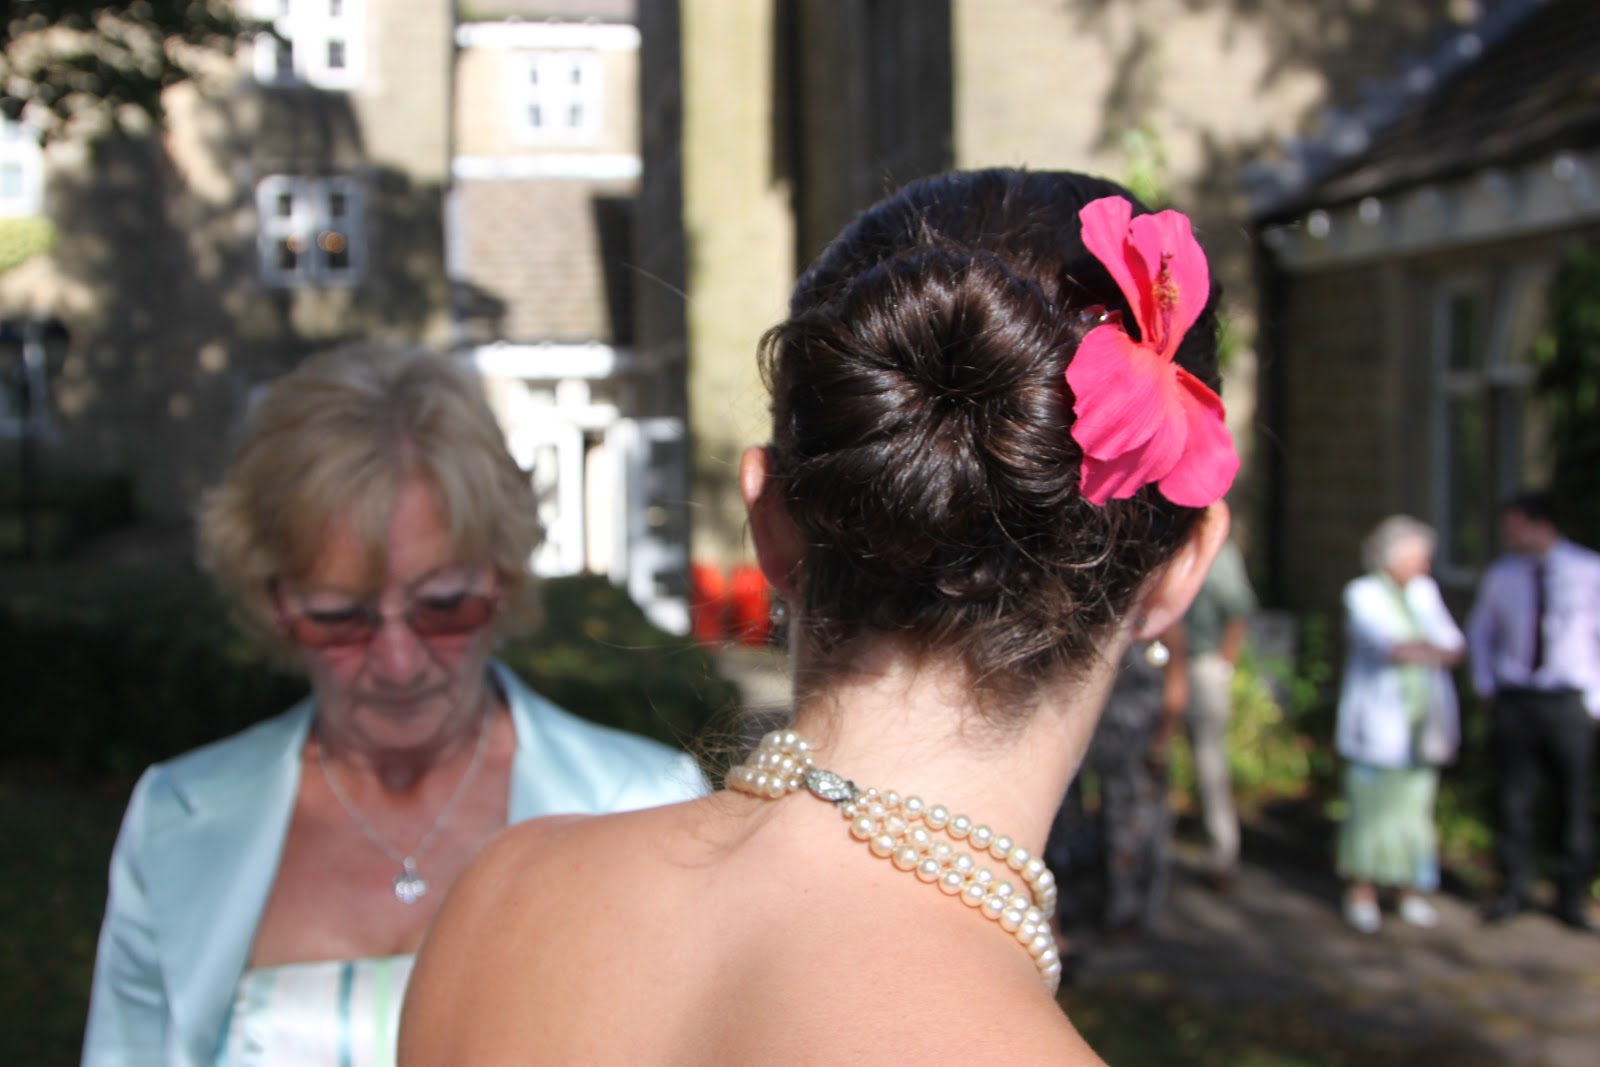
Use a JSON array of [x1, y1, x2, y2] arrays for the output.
[[329, 0, 344, 17], [569, 62, 584, 85], [273, 38, 295, 78], [529, 62, 540, 86], [318, 228, 350, 271], [0, 163, 21, 199], [568, 103, 584, 128], [275, 237, 300, 273], [1445, 395, 1489, 568], [275, 191, 295, 218], [529, 103, 543, 128], [1445, 291, 1480, 372], [327, 189, 347, 218], [327, 39, 346, 70]]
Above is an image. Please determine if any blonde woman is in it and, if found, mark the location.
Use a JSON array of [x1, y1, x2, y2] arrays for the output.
[[82, 344, 704, 1066]]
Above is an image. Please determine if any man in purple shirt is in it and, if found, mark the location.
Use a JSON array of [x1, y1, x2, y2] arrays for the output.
[[1466, 490, 1600, 930]]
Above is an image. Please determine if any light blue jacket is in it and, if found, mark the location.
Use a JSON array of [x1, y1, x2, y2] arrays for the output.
[[1336, 573, 1465, 768], [81, 661, 706, 1066]]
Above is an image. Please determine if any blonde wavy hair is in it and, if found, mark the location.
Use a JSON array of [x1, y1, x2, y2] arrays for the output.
[[198, 342, 544, 660]]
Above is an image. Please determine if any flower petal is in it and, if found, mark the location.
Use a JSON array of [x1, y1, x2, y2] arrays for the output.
[[1125, 210, 1209, 358], [1154, 369, 1239, 507], [1067, 324, 1173, 459], [1079, 196, 1151, 334], [1080, 414, 1189, 505]]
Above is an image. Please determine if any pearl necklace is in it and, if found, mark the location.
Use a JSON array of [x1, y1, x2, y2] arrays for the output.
[[728, 729, 1062, 992]]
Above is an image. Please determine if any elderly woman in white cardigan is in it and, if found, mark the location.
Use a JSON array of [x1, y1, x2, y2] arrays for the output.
[[1335, 515, 1465, 934]]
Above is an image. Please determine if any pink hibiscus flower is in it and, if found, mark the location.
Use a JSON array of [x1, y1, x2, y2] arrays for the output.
[[1066, 196, 1239, 508]]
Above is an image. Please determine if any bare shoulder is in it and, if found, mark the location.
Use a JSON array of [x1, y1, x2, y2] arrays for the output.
[[398, 816, 578, 1065], [399, 802, 707, 1066], [759, 928, 1106, 1065]]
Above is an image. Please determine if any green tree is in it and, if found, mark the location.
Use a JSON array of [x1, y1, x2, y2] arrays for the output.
[[3, 1, 258, 141], [1533, 241, 1600, 549]]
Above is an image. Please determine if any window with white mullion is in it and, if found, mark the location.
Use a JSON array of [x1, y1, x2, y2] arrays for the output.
[[1432, 280, 1492, 576], [256, 175, 364, 288], [517, 51, 601, 141], [1431, 267, 1550, 578], [252, 0, 364, 90], [0, 118, 43, 217], [314, 177, 363, 282]]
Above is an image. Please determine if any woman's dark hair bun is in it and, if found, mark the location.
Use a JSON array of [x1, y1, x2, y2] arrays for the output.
[[761, 168, 1219, 713]]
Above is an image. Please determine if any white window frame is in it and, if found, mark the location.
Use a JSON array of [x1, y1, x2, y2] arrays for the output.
[[255, 175, 365, 288], [252, 0, 365, 91], [1430, 266, 1547, 582], [514, 51, 602, 143], [0, 119, 43, 217]]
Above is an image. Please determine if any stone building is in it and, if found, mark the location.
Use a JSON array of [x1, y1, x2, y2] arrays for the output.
[[641, 0, 1534, 610], [3, 0, 457, 526], [2, 0, 689, 628], [1255, 0, 1600, 612], [7, 0, 1565, 634]]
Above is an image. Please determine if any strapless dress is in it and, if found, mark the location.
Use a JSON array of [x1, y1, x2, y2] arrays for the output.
[[216, 955, 415, 1067]]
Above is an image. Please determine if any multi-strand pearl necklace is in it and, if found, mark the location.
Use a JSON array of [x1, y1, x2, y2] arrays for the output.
[[727, 729, 1062, 992]]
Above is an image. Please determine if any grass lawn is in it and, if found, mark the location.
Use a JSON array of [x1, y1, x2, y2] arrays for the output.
[[5, 778, 1498, 1067]]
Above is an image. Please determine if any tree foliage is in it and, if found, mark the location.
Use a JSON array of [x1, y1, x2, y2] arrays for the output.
[[2, 0, 258, 142], [1533, 240, 1600, 550]]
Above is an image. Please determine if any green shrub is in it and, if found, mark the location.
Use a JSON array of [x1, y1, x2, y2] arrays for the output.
[[0, 469, 136, 561], [0, 567, 736, 784], [1164, 612, 1498, 886], [497, 573, 740, 760], [1166, 617, 1334, 815]]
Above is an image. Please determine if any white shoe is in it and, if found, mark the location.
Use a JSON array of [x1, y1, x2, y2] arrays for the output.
[[1399, 895, 1439, 929], [1344, 896, 1381, 934]]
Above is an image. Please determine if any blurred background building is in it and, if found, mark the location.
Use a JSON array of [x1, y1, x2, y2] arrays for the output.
[[2, 0, 1592, 629]]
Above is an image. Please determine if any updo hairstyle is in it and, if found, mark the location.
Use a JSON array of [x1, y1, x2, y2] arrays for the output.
[[759, 168, 1223, 714], [198, 342, 543, 660]]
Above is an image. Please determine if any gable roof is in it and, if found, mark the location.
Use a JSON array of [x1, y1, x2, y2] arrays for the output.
[[1260, 0, 1600, 223]]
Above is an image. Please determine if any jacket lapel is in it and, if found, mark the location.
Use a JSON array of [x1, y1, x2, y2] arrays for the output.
[[501, 662, 586, 819], [141, 702, 310, 1065]]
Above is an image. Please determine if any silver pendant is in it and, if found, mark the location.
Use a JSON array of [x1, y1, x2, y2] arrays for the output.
[[393, 858, 428, 904], [1144, 639, 1171, 668]]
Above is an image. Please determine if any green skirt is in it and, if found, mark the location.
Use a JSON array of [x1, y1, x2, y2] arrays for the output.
[[1336, 762, 1439, 889]]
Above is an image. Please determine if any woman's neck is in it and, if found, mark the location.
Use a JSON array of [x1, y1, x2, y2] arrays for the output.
[[785, 640, 1116, 853], [315, 677, 498, 794]]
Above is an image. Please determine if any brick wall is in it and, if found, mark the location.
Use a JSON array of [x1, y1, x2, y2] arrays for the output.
[[1274, 264, 1393, 617]]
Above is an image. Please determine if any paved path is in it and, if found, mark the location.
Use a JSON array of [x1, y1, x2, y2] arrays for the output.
[[713, 646, 1600, 1067], [1084, 842, 1600, 1067]]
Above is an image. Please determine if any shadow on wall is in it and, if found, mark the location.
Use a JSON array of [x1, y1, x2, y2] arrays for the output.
[[37, 82, 451, 528]]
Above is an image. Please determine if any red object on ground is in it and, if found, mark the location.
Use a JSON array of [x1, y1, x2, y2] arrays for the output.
[[728, 564, 772, 646], [689, 562, 730, 645]]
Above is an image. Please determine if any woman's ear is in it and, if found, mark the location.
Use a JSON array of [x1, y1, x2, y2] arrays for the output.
[[1134, 501, 1231, 640], [740, 446, 804, 598]]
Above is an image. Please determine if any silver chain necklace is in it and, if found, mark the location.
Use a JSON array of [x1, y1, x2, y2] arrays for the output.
[[315, 701, 493, 904]]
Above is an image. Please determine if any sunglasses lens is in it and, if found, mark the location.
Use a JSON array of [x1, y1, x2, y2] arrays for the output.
[[288, 615, 377, 648], [407, 593, 498, 637]]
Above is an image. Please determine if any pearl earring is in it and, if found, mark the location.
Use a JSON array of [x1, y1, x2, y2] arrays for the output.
[[1135, 614, 1169, 668]]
